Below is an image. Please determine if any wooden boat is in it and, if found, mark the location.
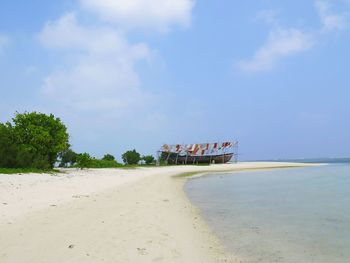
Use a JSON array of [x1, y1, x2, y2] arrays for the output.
[[160, 152, 233, 164], [158, 141, 237, 165]]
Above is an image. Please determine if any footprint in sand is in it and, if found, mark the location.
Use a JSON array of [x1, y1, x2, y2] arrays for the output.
[[171, 249, 181, 259], [137, 248, 148, 255], [72, 195, 90, 198]]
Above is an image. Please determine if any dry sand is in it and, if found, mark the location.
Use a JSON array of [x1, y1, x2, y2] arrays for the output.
[[0, 162, 316, 263]]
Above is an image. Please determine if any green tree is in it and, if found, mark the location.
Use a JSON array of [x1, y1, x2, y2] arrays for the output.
[[59, 149, 77, 167], [142, 155, 155, 165], [102, 154, 115, 161], [76, 153, 92, 169], [11, 112, 69, 169], [0, 123, 17, 168], [122, 149, 141, 165]]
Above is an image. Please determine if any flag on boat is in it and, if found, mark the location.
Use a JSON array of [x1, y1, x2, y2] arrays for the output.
[[160, 141, 236, 156]]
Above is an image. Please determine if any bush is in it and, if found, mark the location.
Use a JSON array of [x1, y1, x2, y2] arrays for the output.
[[59, 149, 77, 167], [76, 153, 92, 169], [102, 154, 115, 162], [122, 149, 141, 165], [73, 154, 122, 169], [142, 155, 155, 165], [88, 159, 122, 168]]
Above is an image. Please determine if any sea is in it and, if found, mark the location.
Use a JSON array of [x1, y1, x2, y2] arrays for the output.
[[184, 160, 350, 263]]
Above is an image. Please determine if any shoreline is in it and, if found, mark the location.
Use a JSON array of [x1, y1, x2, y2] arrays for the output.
[[0, 162, 318, 263]]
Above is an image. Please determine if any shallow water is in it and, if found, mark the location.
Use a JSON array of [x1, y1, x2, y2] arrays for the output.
[[185, 164, 350, 263]]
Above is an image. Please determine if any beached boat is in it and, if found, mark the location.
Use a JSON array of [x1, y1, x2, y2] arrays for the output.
[[158, 141, 238, 165]]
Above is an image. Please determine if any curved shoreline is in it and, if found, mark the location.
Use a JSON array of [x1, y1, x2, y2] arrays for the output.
[[0, 162, 318, 263]]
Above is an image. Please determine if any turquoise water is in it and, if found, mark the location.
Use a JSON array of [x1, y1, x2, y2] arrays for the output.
[[185, 164, 350, 263]]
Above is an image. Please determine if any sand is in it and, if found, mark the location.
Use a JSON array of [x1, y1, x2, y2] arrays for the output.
[[0, 162, 316, 263]]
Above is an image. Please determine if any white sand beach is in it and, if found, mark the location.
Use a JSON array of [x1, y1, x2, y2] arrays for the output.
[[0, 162, 316, 263]]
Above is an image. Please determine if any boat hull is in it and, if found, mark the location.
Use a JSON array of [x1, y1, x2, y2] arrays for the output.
[[160, 152, 234, 164]]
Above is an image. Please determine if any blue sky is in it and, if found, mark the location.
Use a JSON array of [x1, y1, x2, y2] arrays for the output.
[[1, 0, 350, 161]]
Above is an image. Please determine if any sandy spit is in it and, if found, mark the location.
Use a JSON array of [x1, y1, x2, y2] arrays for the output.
[[0, 162, 316, 263]]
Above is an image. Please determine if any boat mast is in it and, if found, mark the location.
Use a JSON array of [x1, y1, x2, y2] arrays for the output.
[[222, 141, 225, 164], [235, 141, 239, 163]]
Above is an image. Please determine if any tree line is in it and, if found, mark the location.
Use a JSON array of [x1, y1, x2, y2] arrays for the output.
[[60, 149, 155, 168], [0, 112, 155, 170]]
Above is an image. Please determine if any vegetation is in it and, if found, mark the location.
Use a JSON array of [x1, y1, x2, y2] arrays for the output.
[[0, 123, 16, 168], [142, 155, 155, 165], [76, 153, 92, 169], [0, 111, 157, 172], [0, 168, 60, 174], [102, 154, 116, 161], [122, 149, 141, 165], [73, 153, 123, 169], [59, 149, 77, 167], [59, 150, 123, 169], [0, 112, 69, 169], [85, 159, 122, 168]]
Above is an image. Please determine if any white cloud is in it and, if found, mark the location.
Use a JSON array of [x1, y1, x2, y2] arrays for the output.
[[0, 34, 10, 53], [315, 0, 348, 32], [79, 0, 195, 31], [237, 0, 349, 73], [38, 13, 152, 116], [39, 13, 135, 54], [237, 28, 314, 72], [36, 0, 196, 154]]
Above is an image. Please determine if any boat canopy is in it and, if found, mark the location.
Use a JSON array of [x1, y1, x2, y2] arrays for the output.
[[160, 141, 237, 157]]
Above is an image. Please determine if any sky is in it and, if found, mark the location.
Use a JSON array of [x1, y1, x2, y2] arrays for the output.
[[1, 0, 350, 161]]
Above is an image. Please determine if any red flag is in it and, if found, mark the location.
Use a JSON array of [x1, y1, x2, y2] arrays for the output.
[[193, 144, 199, 155]]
